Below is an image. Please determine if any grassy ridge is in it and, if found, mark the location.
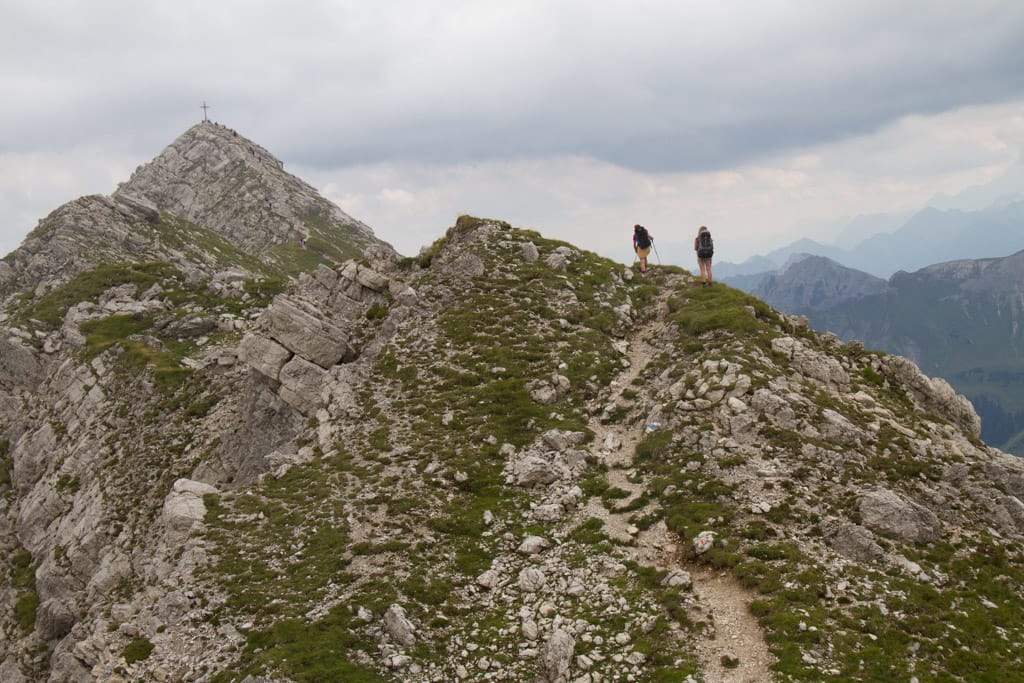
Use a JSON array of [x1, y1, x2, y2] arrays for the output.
[[199, 221, 705, 680]]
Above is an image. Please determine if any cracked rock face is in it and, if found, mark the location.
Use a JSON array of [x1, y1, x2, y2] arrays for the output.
[[162, 479, 219, 542], [382, 604, 417, 647], [830, 523, 886, 563]]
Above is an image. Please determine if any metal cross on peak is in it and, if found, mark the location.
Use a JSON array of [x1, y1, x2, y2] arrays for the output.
[[201, 100, 210, 122]]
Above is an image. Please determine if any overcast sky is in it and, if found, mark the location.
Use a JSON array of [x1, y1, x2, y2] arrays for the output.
[[2, 0, 1024, 267]]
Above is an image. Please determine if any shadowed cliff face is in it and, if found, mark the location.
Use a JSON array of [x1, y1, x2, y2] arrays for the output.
[[2, 136, 1024, 682]]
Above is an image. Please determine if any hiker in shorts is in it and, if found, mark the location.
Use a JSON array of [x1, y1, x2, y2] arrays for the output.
[[633, 224, 653, 273], [695, 225, 714, 286]]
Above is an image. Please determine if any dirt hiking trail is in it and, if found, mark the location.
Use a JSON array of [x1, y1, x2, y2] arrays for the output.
[[583, 271, 776, 683]]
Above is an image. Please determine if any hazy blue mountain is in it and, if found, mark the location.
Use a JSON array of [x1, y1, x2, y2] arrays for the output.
[[761, 238, 848, 269], [841, 202, 1024, 277], [753, 255, 891, 312], [833, 210, 913, 249], [928, 158, 1024, 211], [720, 201, 1024, 290], [713, 254, 779, 280]]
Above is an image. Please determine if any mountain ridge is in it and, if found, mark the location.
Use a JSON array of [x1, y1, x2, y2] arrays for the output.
[[2, 127, 1024, 682], [719, 200, 1024, 282]]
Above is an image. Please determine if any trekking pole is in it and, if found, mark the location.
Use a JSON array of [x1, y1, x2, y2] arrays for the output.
[[652, 241, 662, 265]]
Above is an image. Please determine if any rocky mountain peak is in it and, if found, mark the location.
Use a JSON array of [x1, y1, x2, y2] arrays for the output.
[[114, 121, 376, 257], [754, 254, 890, 312], [1, 123, 396, 302]]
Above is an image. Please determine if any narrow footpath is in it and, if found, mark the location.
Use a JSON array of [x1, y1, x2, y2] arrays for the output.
[[582, 274, 775, 683]]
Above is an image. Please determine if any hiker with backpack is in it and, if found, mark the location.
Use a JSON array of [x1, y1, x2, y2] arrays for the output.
[[695, 226, 714, 286], [633, 224, 653, 273]]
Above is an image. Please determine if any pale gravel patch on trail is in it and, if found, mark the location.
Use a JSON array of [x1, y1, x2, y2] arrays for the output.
[[688, 567, 776, 683], [583, 273, 776, 683]]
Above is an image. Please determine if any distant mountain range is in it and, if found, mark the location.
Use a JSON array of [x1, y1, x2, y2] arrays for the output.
[[754, 250, 1024, 455], [718, 200, 1024, 281]]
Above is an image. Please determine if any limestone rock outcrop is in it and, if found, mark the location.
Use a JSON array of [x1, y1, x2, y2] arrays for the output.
[[237, 259, 398, 415], [1, 122, 396, 301], [162, 479, 219, 542], [879, 355, 981, 436], [858, 488, 943, 544]]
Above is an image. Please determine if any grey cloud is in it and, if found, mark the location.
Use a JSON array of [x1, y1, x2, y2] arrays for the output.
[[2, 1, 1024, 177], [260, 2, 1024, 173]]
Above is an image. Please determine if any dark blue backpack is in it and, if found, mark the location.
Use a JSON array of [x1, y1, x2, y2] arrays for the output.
[[697, 230, 714, 258], [635, 226, 651, 249]]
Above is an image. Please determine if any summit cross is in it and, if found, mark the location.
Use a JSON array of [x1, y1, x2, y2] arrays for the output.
[[201, 100, 210, 122]]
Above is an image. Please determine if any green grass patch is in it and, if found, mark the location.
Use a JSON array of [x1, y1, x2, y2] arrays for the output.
[[861, 365, 886, 387], [630, 283, 660, 310], [23, 262, 182, 327], [122, 637, 154, 664], [242, 277, 285, 306], [10, 550, 35, 589], [80, 314, 194, 394], [15, 592, 39, 632], [229, 608, 389, 682], [184, 395, 220, 418], [55, 474, 80, 494], [0, 441, 11, 487], [580, 473, 611, 498], [665, 500, 734, 540], [403, 575, 453, 606], [634, 430, 674, 465], [667, 284, 772, 336], [569, 518, 608, 545]]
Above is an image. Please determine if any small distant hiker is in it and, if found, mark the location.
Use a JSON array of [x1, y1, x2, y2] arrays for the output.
[[633, 224, 653, 273], [695, 225, 714, 286], [298, 234, 308, 249]]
